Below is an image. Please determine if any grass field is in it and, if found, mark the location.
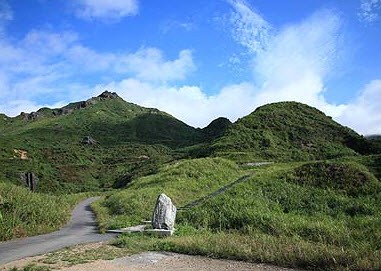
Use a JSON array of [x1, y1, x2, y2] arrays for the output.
[[100, 157, 381, 270], [92, 157, 244, 232]]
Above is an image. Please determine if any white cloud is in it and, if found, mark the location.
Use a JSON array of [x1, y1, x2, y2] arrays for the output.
[[338, 80, 381, 134], [252, 9, 346, 118], [228, 0, 271, 54], [116, 48, 195, 82], [75, 0, 138, 21], [225, 2, 347, 118], [92, 78, 258, 127], [358, 0, 381, 23], [226, 2, 380, 135]]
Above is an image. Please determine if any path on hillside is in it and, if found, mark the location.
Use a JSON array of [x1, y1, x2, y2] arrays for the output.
[[178, 174, 254, 211], [0, 197, 117, 265]]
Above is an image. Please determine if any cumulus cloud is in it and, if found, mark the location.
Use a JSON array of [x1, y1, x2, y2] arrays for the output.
[[253, 10, 346, 118], [338, 80, 381, 134], [75, 0, 138, 21], [115, 48, 195, 82], [358, 0, 381, 23], [92, 78, 258, 127]]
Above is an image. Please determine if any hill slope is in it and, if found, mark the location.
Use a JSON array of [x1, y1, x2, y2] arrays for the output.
[[1, 96, 379, 192], [211, 101, 378, 161], [0, 91, 203, 193]]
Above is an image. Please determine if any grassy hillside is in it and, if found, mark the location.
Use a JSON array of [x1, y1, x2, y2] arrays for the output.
[[212, 102, 378, 162], [2, 96, 379, 193], [0, 92, 204, 193], [109, 160, 381, 270]]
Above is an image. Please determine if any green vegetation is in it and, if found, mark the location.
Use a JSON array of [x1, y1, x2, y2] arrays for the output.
[[212, 102, 378, 161], [93, 157, 244, 231], [8, 265, 51, 271], [0, 92, 204, 193], [0, 182, 88, 241], [107, 160, 381, 270], [1, 93, 381, 270]]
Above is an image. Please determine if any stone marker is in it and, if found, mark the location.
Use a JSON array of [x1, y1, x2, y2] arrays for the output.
[[20, 172, 38, 192], [152, 194, 177, 231]]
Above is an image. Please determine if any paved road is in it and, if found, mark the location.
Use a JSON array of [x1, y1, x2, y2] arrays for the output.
[[0, 197, 117, 265]]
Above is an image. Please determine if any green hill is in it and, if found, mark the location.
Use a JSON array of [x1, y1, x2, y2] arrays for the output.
[[0, 91, 203, 193], [1, 96, 379, 193], [211, 101, 378, 161]]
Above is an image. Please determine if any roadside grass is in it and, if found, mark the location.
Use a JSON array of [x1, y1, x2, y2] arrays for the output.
[[5, 242, 131, 271], [0, 182, 92, 241], [8, 265, 51, 271], [109, 159, 381, 270]]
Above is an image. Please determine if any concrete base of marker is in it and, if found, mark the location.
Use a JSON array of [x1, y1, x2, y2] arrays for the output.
[[106, 224, 175, 236], [145, 229, 174, 236]]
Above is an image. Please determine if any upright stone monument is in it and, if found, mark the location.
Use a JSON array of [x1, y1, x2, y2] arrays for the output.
[[21, 172, 38, 192], [152, 193, 177, 231]]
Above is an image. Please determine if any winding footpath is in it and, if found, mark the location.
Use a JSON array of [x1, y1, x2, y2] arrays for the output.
[[0, 197, 117, 265]]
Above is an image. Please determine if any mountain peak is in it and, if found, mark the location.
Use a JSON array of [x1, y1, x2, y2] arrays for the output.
[[97, 90, 119, 100]]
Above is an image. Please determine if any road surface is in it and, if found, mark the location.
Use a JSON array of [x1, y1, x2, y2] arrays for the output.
[[0, 197, 117, 265]]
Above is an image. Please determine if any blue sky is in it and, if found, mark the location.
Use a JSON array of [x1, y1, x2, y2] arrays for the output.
[[0, 0, 380, 135]]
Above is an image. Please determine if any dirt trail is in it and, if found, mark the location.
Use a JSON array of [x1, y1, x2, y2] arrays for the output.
[[60, 252, 302, 271]]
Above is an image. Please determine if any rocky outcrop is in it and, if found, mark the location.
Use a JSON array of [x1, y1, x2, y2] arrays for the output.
[[20, 112, 40, 121], [152, 194, 177, 230], [82, 136, 97, 145], [18, 91, 120, 119], [98, 90, 119, 100], [52, 91, 119, 117]]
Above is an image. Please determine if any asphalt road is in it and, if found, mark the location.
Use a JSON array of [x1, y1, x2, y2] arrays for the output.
[[0, 197, 117, 265]]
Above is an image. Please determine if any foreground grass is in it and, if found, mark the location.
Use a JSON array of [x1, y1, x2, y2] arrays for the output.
[[0, 182, 91, 241], [102, 158, 381, 270], [93, 157, 244, 231]]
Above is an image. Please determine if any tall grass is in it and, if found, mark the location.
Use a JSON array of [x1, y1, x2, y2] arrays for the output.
[[110, 160, 381, 270], [0, 182, 88, 241], [93, 157, 244, 231]]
